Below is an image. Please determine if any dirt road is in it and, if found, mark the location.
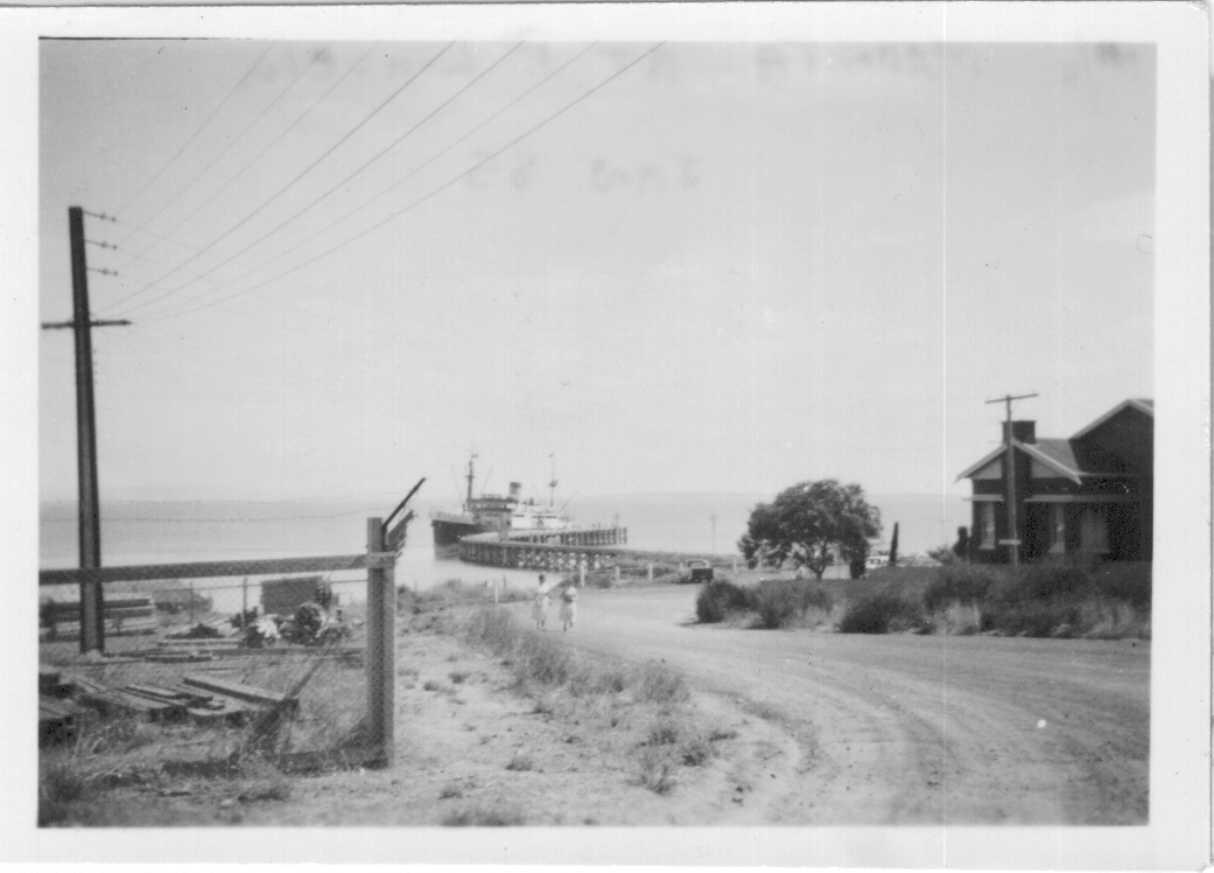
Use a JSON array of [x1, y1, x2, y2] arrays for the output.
[[538, 584, 1149, 825]]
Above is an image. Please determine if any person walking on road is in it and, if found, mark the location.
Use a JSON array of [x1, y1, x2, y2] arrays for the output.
[[532, 574, 550, 630], [559, 582, 578, 632]]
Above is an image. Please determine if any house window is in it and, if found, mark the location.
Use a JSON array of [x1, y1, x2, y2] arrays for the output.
[[979, 502, 996, 549], [1079, 505, 1109, 554], [1049, 503, 1067, 554]]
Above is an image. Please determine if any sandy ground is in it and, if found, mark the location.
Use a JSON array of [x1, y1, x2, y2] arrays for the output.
[[42, 583, 1148, 826], [42, 614, 797, 827], [530, 584, 1150, 825]]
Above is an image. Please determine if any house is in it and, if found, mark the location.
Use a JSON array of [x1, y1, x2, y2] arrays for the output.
[[957, 398, 1153, 564]]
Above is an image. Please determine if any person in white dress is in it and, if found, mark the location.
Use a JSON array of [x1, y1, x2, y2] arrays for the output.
[[531, 575, 550, 630], [559, 582, 578, 632]]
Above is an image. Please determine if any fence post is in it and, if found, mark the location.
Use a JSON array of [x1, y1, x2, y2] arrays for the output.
[[365, 517, 396, 767]]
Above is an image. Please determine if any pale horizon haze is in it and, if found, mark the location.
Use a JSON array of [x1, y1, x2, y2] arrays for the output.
[[38, 40, 1154, 505]]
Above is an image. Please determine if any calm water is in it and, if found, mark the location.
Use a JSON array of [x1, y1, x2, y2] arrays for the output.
[[39, 492, 966, 612]]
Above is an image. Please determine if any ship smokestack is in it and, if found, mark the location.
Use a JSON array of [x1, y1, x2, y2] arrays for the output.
[[508, 481, 521, 501]]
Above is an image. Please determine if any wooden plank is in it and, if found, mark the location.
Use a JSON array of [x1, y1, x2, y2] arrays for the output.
[[144, 651, 215, 663], [118, 687, 189, 720], [182, 674, 297, 713], [39, 668, 62, 695], [188, 699, 252, 726], [40, 553, 372, 587], [159, 637, 239, 648]]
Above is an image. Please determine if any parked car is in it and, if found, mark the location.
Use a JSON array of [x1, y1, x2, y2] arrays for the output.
[[687, 560, 715, 584]]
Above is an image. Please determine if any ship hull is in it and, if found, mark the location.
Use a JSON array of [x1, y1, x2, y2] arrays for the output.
[[431, 517, 484, 547]]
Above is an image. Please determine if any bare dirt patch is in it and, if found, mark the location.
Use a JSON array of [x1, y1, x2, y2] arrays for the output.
[[40, 605, 796, 826]]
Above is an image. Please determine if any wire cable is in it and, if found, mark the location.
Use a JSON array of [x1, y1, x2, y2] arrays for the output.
[[114, 45, 273, 229], [117, 46, 319, 268], [136, 43, 596, 317], [146, 43, 663, 324], [137, 45, 376, 272], [106, 43, 454, 315], [120, 42, 524, 319]]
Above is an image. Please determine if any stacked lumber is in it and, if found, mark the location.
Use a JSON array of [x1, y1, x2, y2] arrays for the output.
[[41, 597, 159, 640], [39, 696, 92, 746], [39, 667, 70, 697], [54, 672, 295, 728], [182, 674, 299, 715]]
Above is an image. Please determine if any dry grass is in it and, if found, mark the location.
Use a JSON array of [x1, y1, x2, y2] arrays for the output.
[[457, 606, 725, 796], [39, 646, 372, 825], [441, 804, 526, 826]]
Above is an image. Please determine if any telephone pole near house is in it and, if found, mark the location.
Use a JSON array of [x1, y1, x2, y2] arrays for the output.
[[985, 391, 1038, 568], [41, 206, 130, 653]]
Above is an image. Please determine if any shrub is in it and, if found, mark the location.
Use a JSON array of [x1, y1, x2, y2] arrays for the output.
[[1088, 562, 1151, 608], [983, 597, 1081, 637], [1015, 565, 1092, 601], [923, 565, 1000, 612], [695, 579, 754, 623], [750, 579, 830, 629], [752, 579, 802, 628], [838, 591, 925, 634]]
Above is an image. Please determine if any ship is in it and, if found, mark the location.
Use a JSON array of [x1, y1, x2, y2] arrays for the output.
[[431, 453, 574, 549]]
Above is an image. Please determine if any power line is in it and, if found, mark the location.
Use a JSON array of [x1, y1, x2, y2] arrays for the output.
[[126, 46, 377, 274], [116, 46, 319, 266], [120, 42, 524, 319], [139, 43, 597, 317], [105, 43, 454, 315], [147, 43, 663, 324], [114, 45, 273, 227]]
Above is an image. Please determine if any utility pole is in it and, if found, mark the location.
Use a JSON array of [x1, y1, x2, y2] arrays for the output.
[[41, 206, 129, 653], [985, 392, 1038, 567]]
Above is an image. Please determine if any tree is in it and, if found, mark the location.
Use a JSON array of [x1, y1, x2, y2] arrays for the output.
[[888, 522, 900, 567], [952, 526, 971, 563], [739, 480, 882, 580]]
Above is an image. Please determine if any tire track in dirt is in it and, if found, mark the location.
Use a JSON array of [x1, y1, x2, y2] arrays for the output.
[[528, 585, 1149, 824]]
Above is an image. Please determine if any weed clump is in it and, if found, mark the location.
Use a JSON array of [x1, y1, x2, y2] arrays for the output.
[[505, 753, 535, 772], [838, 591, 927, 634], [442, 804, 526, 826], [633, 661, 689, 703], [751, 579, 833, 629], [695, 579, 754, 623]]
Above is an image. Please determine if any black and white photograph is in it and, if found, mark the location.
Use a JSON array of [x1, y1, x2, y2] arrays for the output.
[[3, 2, 1209, 867]]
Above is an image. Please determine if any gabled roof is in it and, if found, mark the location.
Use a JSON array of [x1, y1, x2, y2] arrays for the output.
[[955, 439, 1083, 484], [955, 444, 1006, 482], [1070, 398, 1154, 440], [1016, 439, 1084, 483], [957, 398, 1154, 483]]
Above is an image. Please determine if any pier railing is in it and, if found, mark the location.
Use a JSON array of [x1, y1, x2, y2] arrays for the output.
[[456, 526, 738, 574]]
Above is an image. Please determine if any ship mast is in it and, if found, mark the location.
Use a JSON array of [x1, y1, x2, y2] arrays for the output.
[[465, 453, 477, 510], [548, 452, 558, 508]]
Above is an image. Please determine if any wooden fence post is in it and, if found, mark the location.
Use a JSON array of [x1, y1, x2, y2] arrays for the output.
[[365, 517, 395, 767]]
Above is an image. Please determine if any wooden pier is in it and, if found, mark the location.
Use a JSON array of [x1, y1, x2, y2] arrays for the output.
[[456, 526, 732, 573], [457, 526, 632, 571]]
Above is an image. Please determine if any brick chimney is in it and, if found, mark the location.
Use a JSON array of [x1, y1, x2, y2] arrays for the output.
[[1002, 420, 1036, 444]]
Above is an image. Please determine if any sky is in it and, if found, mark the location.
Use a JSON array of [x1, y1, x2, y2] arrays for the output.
[[38, 39, 1155, 504]]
